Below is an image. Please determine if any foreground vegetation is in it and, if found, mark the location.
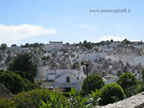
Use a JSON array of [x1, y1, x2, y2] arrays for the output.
[[0, 72, 144, 108]]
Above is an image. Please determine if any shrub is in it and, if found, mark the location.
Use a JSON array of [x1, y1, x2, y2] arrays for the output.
[[0, 89, 69, 108], [136, 82, 144, 93], [99, 83, 125, 105], [81, 73, 104, 95], [89, 90, 100, 106], [13, 89, 69, 108], [0, 70, 35, 94], [117, 73, 137, 97], [0, 99, 16, 108], [141, 68, 144, 82], [68, 88, 93, 108]]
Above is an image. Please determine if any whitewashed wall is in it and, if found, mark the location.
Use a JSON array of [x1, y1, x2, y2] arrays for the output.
[[106, 55, 144, 66]]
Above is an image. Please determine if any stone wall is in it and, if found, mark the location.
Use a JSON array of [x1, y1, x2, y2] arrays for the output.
[[99, 92, 144, 108]]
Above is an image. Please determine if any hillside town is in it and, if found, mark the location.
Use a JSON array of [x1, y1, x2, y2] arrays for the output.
[[0, 39, 144, 91]]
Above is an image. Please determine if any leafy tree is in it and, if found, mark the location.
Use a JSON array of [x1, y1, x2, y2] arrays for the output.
[[117, 73, 137, 97], [99, 83, 125, 105], [14, 71, 34, 83], [110, 39, 114, 43], [11, 44, 17, 47], [121, 39, 131, 45], [0, 70, 35, 94], [21, 43, 44, 48], [8, 53, 37, 77], [82, 40, 93, 49], [81, 73, 104, 95], [0, 43, 7, 50]]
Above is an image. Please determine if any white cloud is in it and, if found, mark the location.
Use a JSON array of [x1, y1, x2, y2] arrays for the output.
[[80, 25, 97, 32], [0, 24, 56, 45], [99, 35, 125, 41]]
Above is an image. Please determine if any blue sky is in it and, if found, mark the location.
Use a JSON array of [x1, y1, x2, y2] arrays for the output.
[[0, 0, 144, 46]]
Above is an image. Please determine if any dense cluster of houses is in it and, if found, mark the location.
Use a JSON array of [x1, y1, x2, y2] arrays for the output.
[[0, 40, 144, 91]]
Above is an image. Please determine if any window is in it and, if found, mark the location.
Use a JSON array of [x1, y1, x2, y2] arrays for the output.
[[66, 77, 70, 83]]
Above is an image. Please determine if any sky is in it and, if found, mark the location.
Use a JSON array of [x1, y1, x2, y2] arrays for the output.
[[0, 0, 144, 46]]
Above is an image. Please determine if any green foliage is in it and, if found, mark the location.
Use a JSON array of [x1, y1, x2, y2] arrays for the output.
[[39, 93, 70, 108], [0, 98, 16, 108], [121, 39, 131, 45], [21, 42, 44, 48], [82, 40, 93, 49], [68, 88, 93, 108], [0, 89, 69, 108], [99, 83, 125, 105], [14, 71, 34, 83], [0, 43, 7, 50], [15, 89, 69, 108], [135, 82, 144, 93], [117, 73, 137, 97], [141, 68, 144, 82], [0, 70, 35, 94], [8, 53, 37, 77], [82, 73, 104, 95], [89, 90, 100, 106], [42, 56, 50, 60]]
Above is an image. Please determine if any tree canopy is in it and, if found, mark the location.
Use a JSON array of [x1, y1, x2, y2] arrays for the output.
[[0, 43, 7, 50], [82, 73, 104, 95], [0, 70, 35, 94], [99, 83, 125, 105], [8, 53, 37, 77]]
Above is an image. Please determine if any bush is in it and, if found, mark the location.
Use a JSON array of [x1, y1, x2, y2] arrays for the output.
[[136, 82, 144, 93], [0, 70, 35, 94], [141, 68, 144, 82], [0, 99, 16, 108], [81, 73, 104, 95], [99, 83, 125, 105], [117, 73, 137, 97], [68, 88, 93, 108], [90, 90, 100, 106], [0, 89, 69, 108]]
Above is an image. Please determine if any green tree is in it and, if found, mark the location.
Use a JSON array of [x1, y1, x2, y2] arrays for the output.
[[121, 39, 131, 45], [8, 53, 37, 77], [0, 70, 35, 94], [0, 43, 7, 50], [83, 40, 93, 49], [81, 73, 104, 95], [117, 73, 137, 97], [99, 83, 125, 105]]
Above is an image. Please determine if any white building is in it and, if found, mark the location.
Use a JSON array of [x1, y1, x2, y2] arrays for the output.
[[44, 41, 63, 52], [75, 52, 107, 62], [35, 67, 85, 91], [103, 74, 119, 84], [106, 54, 144, 66]]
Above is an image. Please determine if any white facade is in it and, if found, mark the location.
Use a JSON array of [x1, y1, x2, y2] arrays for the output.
[[103, 74, 119, 84], [133, 44, 144, 49], [35, 67, 85, 91], [106, 55, 144, 66], [44, 41, 63, 52], [76, 52, 107, 62]]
